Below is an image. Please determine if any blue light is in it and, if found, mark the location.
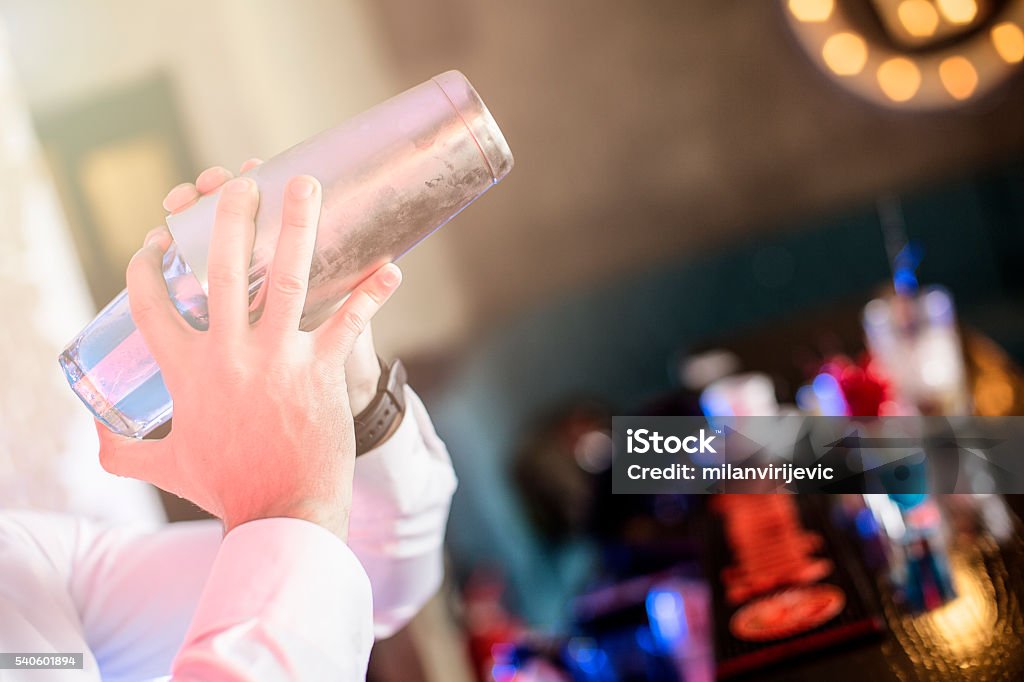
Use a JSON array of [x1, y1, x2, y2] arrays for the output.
[[645, 588, 688, 652], [490, 643, 519, 682], [854, 508, 879, 538], [811, 373, 849, 416], [490, 663, 518, 682], [795, 384, 817, 412], [893, 269, 918, 296], [892, 242, 922, 296], [700, 393, 734, 421], [567, 637, 609, 676], [635, 626, 658, 654]]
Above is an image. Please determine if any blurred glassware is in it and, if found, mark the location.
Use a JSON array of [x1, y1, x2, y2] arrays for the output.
[[568, 573, 712, 682], [863, 286, 971, 415], [679, 349, 741, 392], [700, 372, 779, 418], [864, 493, 957, 612]]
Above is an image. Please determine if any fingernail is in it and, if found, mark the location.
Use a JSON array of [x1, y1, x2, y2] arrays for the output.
[[289, 177, 316, 199], [145, 227, 170, 248], [224, 177, 254, 194], [162, 183, 192, 211], [197, 167, 228, 185], [380, 264, 401, 287]]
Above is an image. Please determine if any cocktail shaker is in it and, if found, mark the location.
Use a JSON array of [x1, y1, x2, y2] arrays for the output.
[[59, 70, 513, 438]]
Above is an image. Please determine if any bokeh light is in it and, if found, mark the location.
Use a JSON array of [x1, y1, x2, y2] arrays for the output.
[[898, 0, 940, 37], [788, 0, 835, 22], [822, 32, 869, 75], [877, 57, 922, 101], [975, 376, 1015, 415], [919, 559, 996, 658], [936, 0, 978, 25], [991, 22, 1024, 63], [939, 55, 979, 100]]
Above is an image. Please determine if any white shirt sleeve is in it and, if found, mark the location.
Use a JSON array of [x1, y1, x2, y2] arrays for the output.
[[170, 518, 374, 681], [0, 387, 456, 681], [347, 386, 458, 638]]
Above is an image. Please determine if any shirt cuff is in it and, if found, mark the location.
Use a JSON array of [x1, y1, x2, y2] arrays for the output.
[[352, 387, 456, 519], [173, 518, 373, 679]]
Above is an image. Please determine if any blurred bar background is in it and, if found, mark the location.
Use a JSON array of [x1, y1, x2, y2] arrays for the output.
[[1, 1, 1023, 680]]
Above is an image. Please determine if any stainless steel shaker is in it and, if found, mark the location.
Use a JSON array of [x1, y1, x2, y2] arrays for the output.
[[60, 70, 513, 437]]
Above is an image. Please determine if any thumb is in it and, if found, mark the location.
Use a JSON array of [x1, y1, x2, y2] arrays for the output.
[[95, 421, 178, 492]]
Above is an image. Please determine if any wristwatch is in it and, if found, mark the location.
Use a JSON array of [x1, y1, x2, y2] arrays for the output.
[[353, 357, 407, 456]]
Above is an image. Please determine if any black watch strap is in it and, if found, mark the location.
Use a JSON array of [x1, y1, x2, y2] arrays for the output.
[[354, 358, 407, 456]]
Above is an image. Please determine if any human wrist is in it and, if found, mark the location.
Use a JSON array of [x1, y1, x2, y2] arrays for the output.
[[348, 373, 380, 415], [223, 499, 351, 542]]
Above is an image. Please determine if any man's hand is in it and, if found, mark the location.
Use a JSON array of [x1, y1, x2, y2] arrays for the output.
[[161, 161, 383, 414], [97, 169, 402, 541]]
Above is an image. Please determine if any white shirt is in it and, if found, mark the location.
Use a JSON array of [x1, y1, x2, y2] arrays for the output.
[[0, 388, 456, 681]]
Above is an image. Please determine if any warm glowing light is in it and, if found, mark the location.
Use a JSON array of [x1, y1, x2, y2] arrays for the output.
[[788, 0, 834, 22], [939, 56, 979, 99], [918, 560, 996, 657], [991, 22, 1024, 63], [975, 375, 1015, 415], [898, 0, 940, 37], [936, 0, 978, 25], [822, 32, 868, 75], [877, 58, 922, 101]]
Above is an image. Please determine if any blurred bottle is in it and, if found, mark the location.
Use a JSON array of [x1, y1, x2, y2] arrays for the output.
[[699, 372, 779, 418], [60, 71, 513, 438], [863, 494, 956, 612], [863, 286, 970, 415]]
